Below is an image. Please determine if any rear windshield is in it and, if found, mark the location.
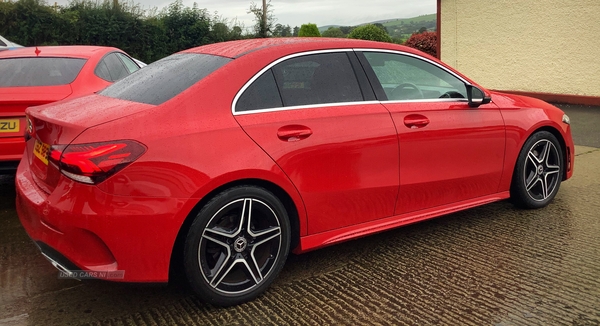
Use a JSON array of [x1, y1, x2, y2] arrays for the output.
[[0, 57, 86, 87], [100, 53, 232, 105]]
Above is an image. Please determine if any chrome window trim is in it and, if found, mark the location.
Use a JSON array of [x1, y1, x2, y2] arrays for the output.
[[232, 49, 354, 116], [381, 98, 469, 104], [235, 100, 381, 116], [232, 48, 473, 116]]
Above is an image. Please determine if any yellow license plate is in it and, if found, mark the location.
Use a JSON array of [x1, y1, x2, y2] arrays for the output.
[[34, 139, 50, 165], [0, 119, 19, 133]]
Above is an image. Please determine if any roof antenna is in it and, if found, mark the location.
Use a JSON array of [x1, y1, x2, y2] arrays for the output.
[[35, 46, 41, 56]]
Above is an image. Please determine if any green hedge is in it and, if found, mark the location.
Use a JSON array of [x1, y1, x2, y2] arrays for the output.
[[0, 0, 245, 63]]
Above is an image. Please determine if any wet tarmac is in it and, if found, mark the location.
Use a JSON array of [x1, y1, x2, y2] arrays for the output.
[[1, 104, 599, 325]]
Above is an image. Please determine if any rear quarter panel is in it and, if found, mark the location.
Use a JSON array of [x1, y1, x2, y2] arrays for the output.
[[72, 62, 309, 265]]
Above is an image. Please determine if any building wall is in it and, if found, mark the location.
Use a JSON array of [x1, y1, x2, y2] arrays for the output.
[[440, 0, 600, 98]]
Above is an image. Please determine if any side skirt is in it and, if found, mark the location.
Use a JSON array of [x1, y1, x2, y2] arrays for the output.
[[295, 191, 510, 253]]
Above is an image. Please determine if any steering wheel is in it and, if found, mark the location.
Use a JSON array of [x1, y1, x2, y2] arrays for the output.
[[439, 91, 465, 99], [391, 83, 424, 100]]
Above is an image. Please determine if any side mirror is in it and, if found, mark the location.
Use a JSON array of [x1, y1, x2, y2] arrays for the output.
[[467, 85, 492, 107]]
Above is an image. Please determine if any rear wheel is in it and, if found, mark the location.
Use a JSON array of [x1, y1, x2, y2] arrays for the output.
[[510, 131, 563, 209], [184, 186, 290, 306]]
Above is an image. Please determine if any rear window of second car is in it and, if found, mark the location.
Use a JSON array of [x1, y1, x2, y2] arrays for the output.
[[0, 57, 86, 87], [100, 53, 232, 105]]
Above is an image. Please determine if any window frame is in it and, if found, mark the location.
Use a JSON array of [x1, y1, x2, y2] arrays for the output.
[[233, 48, 477, 116], [232, 49, 377, 116]]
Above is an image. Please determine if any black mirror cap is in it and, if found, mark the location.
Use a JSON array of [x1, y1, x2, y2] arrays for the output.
[[467, 85, 492, 107]]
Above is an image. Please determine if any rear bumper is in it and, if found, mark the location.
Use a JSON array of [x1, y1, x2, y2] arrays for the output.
[[0, 136, 24, 173], [35, 241, 82, 274], [15, 159, 187, 282]]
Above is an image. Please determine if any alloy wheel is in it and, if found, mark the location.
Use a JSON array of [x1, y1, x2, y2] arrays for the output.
[[198, 198, 282, 294], [523, 139, 561, 201]]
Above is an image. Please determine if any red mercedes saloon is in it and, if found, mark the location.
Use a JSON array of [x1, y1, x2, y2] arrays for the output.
[[0, 46, 141, 173], [16, 38, 574, 306]]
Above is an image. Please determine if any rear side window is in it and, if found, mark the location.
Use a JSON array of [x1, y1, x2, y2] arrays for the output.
[[116, 53, 140, 73], [272, 52, 363, 107], [95, 53, 130, 82], [100, 53, 231, 105], [0, 57, 86, 87], [236, 69, 282, 112]]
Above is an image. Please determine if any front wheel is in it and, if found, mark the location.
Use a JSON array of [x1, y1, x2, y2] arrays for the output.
[[184, 186, 291, 306], [510, 131, 564, 209]]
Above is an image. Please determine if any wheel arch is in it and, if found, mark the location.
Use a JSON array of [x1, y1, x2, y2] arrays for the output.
[[168, 178, 301, 281]]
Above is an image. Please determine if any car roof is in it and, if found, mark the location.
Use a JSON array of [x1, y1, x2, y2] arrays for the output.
[[0, 45, 119, 59], [182, 37, 425, 59]]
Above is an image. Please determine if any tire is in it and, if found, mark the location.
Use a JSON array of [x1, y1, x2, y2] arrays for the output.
[[510, 131, 564, 209], [184, 185, 291, 306]]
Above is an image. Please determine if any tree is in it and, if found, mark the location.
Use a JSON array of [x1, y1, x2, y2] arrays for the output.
[[248, 0, 275, 37], [298, 23, 320, 37], [281, 24, 292, 36], [0, 0, 254, 63], [373, 23, 388, 34], [418, 26, 427, 33], [347, 24, 392, 43], [271, 23, 291, 37], [321, 27, 344, 38], [339, 26, 354, 35], [292, 26, 299, 36], [272, 23, 283, 36], [404, 31, 437, 57]]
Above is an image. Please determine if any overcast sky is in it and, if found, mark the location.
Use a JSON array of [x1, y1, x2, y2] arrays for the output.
[[51, 0, 435, 31]]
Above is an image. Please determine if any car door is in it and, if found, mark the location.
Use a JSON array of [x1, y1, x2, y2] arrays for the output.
[[357, 50, 506, 214], [234, 51, 399, 234]]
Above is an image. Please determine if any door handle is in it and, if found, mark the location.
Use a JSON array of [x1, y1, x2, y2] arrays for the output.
[[404, 114, 430, 129], [277, 125, 313, 142]]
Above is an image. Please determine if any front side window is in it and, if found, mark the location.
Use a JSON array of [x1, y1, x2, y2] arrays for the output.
[[363, 52, 467, 101], [0, 57, 86, 87]]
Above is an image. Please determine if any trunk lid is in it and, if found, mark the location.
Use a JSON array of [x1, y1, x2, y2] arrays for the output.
[[25, 94, 154, 193], [0, 85, 72, 139]]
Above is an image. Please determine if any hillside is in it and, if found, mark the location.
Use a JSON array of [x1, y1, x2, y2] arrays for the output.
[[318, 13, 436, 40], [318, 25, 342, 32], [382, 14, 436, 28]]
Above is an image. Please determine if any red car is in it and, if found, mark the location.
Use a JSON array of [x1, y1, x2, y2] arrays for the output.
[[15, 38, 574, 306], [0, 46, 141, 173]]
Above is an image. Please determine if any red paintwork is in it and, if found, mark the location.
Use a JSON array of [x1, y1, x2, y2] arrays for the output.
[[15, 38, 574, 283], [236, 103, 399, 234], [384, 101, 506, 214], [0, 46, 133, 165]]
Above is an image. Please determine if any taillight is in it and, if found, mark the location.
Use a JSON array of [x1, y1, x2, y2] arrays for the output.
[[24, 115, 33, 141], [48, 140, 146, 184]]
